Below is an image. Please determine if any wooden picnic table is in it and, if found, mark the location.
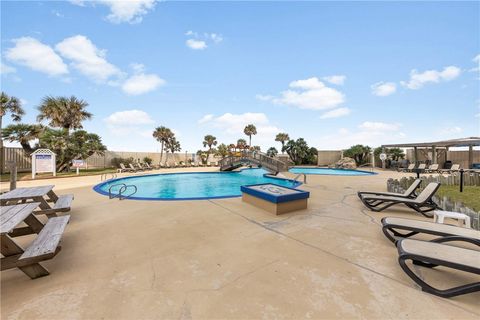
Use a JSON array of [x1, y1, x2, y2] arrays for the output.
[[1, 202, 70, 279], [0, 185, 73, 217]]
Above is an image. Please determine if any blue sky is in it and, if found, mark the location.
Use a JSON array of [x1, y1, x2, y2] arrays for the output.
[[1, 0, 479, 153]]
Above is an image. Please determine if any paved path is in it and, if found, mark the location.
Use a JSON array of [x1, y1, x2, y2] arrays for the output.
[[1, 169, 479, 319]]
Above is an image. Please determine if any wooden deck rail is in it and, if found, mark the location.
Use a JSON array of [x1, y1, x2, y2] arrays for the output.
[[219, 151, 289, 173]]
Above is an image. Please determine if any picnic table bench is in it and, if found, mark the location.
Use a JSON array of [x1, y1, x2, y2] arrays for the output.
[[0, 185, 73, 217], [1, 202, 70, 279]]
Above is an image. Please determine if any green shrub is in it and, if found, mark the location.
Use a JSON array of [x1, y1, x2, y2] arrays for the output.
[[143, 156, 153, 165], [111, 157, 134, 168]]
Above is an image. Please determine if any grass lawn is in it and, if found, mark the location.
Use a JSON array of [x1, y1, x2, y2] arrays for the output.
[[0, 168, 117, 182], [436, 185, 480, 212]]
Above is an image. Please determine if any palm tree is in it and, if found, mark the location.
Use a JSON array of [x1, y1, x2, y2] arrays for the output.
[[266, 147, 278, 158], [164, 136, 181, 164], [1, 92, 25, 150], [153, 126, 173, 165], [228, 143, 236, 154], [37, 95, 92, 130], [215, 143, 229, 159], [243, 124, 257, 147], [237, 138, 247, 152], [203, 134, 217, 162], [2, 124, 43, 154], [275, 133, 290, 154]]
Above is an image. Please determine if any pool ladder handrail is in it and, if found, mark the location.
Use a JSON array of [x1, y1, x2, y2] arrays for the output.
[[108, 183, 138, 200], [358, 163, 374, 172], [293, 173, 307, 184], [101, 173, 118, 181]]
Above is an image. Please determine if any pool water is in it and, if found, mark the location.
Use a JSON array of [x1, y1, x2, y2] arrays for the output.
[[94, 168, 299, 200], [289, 167, 375, 176]]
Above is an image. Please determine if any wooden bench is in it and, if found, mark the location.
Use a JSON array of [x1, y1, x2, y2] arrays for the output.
[[52, 194, 74, 212], [16, 215, 70, 277]]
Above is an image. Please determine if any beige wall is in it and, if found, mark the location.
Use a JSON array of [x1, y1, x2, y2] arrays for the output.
[[317, 150, 342, 166], [86, 151, 221, 168], [1, 148, 221, 172]]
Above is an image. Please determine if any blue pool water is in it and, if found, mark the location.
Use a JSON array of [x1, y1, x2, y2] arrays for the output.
[[289, 167, 375, 176], [94, 168, 299, 200]]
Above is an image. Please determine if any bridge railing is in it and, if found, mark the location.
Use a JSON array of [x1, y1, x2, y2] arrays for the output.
[[219, 151, 289, 173]]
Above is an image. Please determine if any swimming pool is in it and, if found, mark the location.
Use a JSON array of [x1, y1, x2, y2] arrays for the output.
[[94, 168, 300, 200], [289, 167, 375, 176]]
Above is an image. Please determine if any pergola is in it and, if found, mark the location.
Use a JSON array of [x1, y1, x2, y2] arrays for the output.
[[381, 137, 480, 168]]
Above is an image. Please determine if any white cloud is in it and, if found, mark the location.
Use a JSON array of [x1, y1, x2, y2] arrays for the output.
[[52, 10, 64, 18], [470, 54, 480, 73], [315, 122, 406, 149], [371, 82, 397, 96], [401, 66, 461, 89], [71, 0, 157, 24], [319, 107, 351, 119], [209, 33, 223, 43], [359, 121, 401, 131], [122, 65, 165, 95], [473, 54, 480, 64], [0, 61, 16, 74], [186, 39, 207, 50], [185, 31, 223, 50], [323, 75, 346, 85], [263, 77, 345, 110], [255, 94, 274, 101], [104, 109, 155, 136], [56, 35, 122, 83], [105, 109, 154, 126], [5, 37, 68, 76], [198, 114, 214, 124], [198, 112, 281, 147], [440, 126, 463, 135]]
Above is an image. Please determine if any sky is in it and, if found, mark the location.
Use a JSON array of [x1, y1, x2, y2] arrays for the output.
[[1, 0, 479, 153]]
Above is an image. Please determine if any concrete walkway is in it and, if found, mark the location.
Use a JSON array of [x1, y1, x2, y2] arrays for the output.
[[1, 169, 479, 319]]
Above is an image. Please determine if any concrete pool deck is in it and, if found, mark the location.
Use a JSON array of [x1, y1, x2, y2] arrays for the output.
[[1, 168, 479, 319]]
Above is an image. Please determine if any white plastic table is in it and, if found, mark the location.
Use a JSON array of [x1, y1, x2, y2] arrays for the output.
[[433, 210, 471, 228]]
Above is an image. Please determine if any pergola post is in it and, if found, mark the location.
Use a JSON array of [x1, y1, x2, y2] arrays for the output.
[[468, 145, 473, 169], [382, 147, 386, 169], [432, 146, 436, 164], [413, 147, 418, 164]]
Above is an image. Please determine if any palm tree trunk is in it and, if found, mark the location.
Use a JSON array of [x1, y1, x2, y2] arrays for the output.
[[160, 141, 164, 164], [0, 115, 3, 149], [249, 135, 251, 147]]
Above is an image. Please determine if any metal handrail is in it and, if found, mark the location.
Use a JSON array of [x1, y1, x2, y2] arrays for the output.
[[293, 173, 307, 184], [358, 163, 374, 172], [108, 183, 137, 200], [109, 183, 126, 199], [118, 184, 138, 200], [101, 173, 118, 181]]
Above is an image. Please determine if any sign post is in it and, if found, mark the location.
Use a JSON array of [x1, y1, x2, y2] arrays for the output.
[[31, 149, 56, 179], [379, 153, 387, 169], [72, 159, 85, 175]]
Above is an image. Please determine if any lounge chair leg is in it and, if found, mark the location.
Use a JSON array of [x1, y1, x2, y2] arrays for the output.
[[399, 254, 480, 298], [382, 226, 419, 243]]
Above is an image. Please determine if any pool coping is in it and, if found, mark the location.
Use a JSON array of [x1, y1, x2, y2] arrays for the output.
[[92, 168, 302, 201], [289, 167, 377, 176]]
